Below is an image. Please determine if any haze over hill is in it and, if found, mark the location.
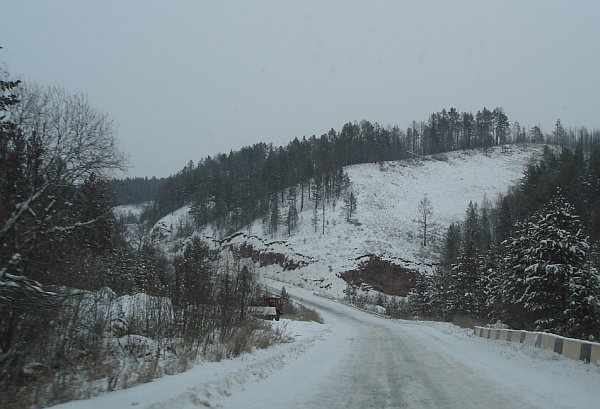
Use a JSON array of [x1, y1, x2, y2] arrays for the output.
[[145, 144, 544, 297]]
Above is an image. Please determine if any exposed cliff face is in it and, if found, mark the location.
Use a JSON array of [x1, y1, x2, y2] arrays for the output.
[[340, 255, 418, 296]]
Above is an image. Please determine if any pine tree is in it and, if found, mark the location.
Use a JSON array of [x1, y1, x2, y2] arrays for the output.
[[480, 206, 493, 251], [553, 118, 566, 145], [522, 196, 587, 332], [496, 197, 512, 244], [499, 193, 595, 334], [450, 233, 480, 315], [499, 218, 536, 328], [286, 186, 299, 235], [480, 247, 502, 319], [492, 107, 510, 145], [476, 107, 494, 150], [461, 201, 481, 255], [280, 286, 291, 311], [344, 190, 358, 222], [408, 273, 431, 316], [429, 268, 453, 319], [268, 194, 280, 237], [564, 262, 600, 340], [530, 125, 544, 143], [441, 222, 461, 268]]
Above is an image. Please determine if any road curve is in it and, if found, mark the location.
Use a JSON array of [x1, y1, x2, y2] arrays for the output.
[[298, 297, 534, 409], [224, 285, 573, 409]]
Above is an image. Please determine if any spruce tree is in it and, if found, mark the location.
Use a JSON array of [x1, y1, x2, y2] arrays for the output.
[[441, 222, 461, 268], [408, 273, 431, 316], [499, 193, 596, 334], [450, 234, 480, 316], [286, 186, 299, 235], [496, 197, 512, 244], [564, 262, 600, 340]]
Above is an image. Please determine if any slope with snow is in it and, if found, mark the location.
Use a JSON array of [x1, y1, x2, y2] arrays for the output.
[[240, 145, 544, 297], [144, 145, 544, 298]]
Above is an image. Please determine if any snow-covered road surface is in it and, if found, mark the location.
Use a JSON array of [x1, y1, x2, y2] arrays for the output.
[[52, 283, 600, 409], [288, 301, 514, 409], [228, 286, 599, 409]]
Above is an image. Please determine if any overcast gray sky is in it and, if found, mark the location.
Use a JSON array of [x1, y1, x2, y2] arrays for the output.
[[2, 1, 600, 177]]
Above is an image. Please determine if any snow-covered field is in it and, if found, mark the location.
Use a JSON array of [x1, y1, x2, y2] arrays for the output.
[[50, 281, 600, 409]]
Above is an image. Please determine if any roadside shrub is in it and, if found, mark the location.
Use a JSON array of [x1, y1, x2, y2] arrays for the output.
[[283, 301, 324, 324]]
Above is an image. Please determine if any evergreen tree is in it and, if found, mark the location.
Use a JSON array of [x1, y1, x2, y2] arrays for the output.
[[408, 273, 431, 316], [564, 262, 600, 340], [492, 107, 510, 145], [285, 186, 299, 235], [476, 107, 494, 150], [480, 206, 493, 251], [463, 201, 480, 248], [344, 190, 358, 222], [498, 194, 595, 334], [268, 194, 280, 237], [553, 118, 566, 145], [480, 247, 502, 319], [450, 233, 480, 316], [441, 222, 461, 268], [530, 125, 544, 143], [280, 286, 291, 311], [461, 112, 474, 149], [496, 197, 513, 245], [429, 268, 453, 319]]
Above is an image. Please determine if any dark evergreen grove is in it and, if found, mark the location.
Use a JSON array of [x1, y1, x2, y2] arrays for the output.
[[411, 144, 600, 341], [111, 176, 163, 206]]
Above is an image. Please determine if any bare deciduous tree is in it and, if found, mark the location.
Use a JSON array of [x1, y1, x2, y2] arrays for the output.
[[1, 82, 126, 308], [418, 194, 433, 246]]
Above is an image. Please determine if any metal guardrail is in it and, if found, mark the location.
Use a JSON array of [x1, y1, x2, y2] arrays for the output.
[[474, 326, 600, 365]]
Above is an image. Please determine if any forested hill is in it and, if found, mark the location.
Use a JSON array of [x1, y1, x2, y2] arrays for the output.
[[119, 107, 599, 236], [141, 107, 515, 228]]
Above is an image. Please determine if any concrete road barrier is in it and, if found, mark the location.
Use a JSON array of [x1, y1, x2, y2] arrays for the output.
[[474, 326, 600, 366]]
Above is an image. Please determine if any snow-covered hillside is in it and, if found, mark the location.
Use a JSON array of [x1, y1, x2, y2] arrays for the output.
[[151, 145, 544, 297]]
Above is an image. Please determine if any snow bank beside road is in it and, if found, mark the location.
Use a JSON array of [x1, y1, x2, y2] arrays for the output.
[[50, 319, 329, 409], [403, 320, 600, 409]]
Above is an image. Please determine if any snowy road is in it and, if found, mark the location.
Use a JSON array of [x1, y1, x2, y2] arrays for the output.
[[52, 283, 600, 409], [293, 301, 514, 409], [226, 284, 600, 409], [226, 299, 500, 409]]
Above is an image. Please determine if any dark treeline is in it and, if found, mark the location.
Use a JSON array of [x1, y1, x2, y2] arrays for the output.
[[110, 176, 163, 206], [410, 143, 600, 341], [140, 106, 587, 234]]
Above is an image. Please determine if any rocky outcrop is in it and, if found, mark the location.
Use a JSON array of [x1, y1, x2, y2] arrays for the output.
[[340, 255, 418, 296]]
